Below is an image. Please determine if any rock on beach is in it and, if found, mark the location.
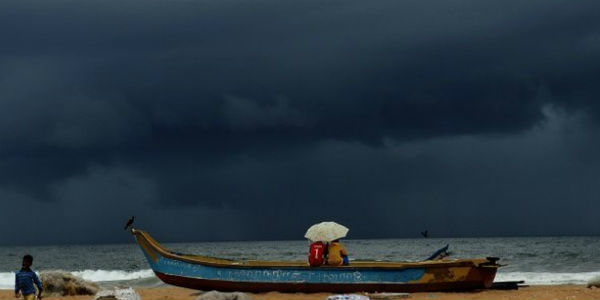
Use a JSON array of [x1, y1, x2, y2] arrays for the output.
[[41, 271, 99, 296]]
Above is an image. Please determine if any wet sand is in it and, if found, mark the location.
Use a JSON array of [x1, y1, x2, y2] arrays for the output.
[[2, 285, 600, 300]]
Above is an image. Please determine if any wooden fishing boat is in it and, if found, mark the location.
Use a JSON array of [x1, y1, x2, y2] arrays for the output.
[[132, 229, 501, 293]]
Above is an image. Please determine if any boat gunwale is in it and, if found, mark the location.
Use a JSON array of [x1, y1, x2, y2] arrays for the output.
[[133, 229, 494, 271]]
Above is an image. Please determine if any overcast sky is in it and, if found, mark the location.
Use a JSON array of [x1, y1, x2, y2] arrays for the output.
[[1, 0, 600, 245]]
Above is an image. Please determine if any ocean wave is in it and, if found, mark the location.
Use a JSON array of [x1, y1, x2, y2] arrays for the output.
[[0, 272, 15, 290], [0, 269, 154, 290], [496, 271, 600, 285], [72, 269, 154, 282]]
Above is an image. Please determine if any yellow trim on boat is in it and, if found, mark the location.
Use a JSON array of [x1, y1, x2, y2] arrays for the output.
[[136, 234, 158, 263]]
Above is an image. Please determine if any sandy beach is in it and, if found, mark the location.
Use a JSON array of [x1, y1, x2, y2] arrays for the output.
[[1, 285, 600, 300]]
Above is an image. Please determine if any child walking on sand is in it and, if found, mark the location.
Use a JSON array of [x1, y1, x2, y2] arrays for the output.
[[15, 255, 42, 300]]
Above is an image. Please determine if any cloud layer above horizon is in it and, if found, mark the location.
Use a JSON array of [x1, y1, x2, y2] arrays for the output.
[[1, 0, 600, 244]]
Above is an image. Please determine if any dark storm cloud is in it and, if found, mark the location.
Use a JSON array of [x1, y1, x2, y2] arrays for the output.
[[1, 0, 600, 243]]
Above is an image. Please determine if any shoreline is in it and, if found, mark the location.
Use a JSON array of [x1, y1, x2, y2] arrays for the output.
[[2, 285, 600, 300]]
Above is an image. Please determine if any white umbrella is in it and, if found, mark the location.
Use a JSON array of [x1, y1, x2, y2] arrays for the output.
[[304, 221, 349, 242]]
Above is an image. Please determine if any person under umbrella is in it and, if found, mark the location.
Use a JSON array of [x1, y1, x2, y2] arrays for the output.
[[308, 240, 326, 267], [304, 221, 350, 266], [326, 239, 349, 266]]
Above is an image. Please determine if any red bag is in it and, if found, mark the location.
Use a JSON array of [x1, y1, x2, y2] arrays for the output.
[[308, 241, 325, 267]]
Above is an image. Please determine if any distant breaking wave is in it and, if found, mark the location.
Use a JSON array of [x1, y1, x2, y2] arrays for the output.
[[496, 271, 600, 285], [71, 269, 154, 282], [0, 269, 154, 289]]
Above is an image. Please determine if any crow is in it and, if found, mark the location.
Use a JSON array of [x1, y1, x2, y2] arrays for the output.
[[124, 216, 135, 230]]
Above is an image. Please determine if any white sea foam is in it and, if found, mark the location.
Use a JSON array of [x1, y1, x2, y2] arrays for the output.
[[71, 269, 154, 282], [0, 272, 16, 290], [496, 271, 600, 285], [0, 269, 154, 290]]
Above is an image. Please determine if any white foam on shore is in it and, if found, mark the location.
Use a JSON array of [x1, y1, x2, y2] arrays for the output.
[[72, 269, 154, 282], [0, 269, 154, 290], [496, 271, 600, 285], [0, 272, 15, 290]]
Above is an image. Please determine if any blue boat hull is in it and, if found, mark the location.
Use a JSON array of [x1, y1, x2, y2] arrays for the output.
[[133, 229, 499, 292]]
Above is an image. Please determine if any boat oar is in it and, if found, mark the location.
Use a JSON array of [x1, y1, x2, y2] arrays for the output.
[[424, 244, 450, 261]]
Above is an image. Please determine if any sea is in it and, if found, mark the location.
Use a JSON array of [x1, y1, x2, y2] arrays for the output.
[[1, 236, 599, 289]]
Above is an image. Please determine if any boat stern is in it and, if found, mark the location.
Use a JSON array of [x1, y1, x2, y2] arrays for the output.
[[474, 257, 502, 288]]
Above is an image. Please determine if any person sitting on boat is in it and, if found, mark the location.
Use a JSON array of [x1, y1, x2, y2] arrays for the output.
[[326, 239, 349, 266], [308, 241, 326, 267]]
